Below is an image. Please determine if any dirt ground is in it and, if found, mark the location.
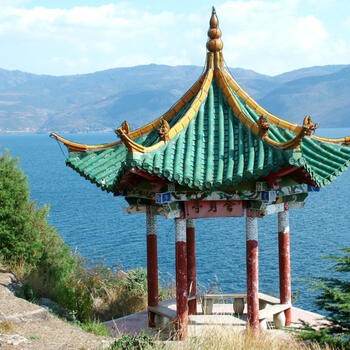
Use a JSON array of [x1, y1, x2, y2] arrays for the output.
[[0, 272, 114, 350]]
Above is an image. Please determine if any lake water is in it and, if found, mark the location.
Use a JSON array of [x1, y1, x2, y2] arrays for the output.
[[1, 129, 349, 314]]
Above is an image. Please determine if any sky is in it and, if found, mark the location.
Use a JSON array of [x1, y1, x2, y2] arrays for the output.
[[1, 0, 350, 76]]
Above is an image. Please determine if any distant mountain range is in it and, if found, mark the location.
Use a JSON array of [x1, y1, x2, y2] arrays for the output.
[[0, 63, 349, 133]]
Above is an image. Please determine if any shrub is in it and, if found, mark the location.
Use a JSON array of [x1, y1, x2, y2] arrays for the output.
[[108, 334, 157, 350], [297, 248, 350, 349], [0, 151, 44, 265], [0, 150, 171, 325]]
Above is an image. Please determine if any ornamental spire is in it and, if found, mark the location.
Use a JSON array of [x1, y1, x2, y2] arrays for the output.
[[206, 6, 223, 52]]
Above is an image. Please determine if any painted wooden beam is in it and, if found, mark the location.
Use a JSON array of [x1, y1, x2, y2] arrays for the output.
[[146, 206, 159, 327], [246, 201, 305, 218], [186, 219, 197, 315], [175, 218, 188, 340], [278, 206, 292, 326], [246, 215, 260, 331], [184, 200, 243, 219]]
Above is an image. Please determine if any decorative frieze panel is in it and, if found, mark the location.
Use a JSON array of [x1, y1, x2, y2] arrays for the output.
[[184, 200, 243, 219], [125, 183, 310, 206]]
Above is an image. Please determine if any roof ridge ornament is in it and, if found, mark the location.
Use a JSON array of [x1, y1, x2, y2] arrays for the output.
[[121, 120, 130, 134], [302, 115, 318, 136], [206, 7, 223, 53], [258, 116, 270, 137], [157, 118, 170, 142]]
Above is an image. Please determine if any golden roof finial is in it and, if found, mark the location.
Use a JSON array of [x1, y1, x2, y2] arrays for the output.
[[206, 6, 223, 52]]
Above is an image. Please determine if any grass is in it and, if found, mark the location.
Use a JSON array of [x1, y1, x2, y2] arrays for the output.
[[79, 320, 110, 337], [29, 334, 41, 340], [160, 327, 336, 350], [104, 328, 338, 350], [0, 321, 14, 334]]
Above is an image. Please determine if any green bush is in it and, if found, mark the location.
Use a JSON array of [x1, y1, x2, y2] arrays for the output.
[[0, 150, 79, 314], [297, 248, 350, 349], [0, 151, 44, 265], [0, 150, 171, 325], [108, 334, 157, 350]]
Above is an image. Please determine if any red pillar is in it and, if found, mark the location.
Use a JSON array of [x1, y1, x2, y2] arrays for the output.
[[278, 207, 292, 326], [175, 218, 188, 340], [186, 219, 197, 315], [246, 215, 259, 331], [146, 206, 158, 327]]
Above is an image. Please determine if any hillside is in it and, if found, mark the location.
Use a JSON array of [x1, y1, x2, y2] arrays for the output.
[[0, 271, 112, 349], [0, 64, 349, 133]]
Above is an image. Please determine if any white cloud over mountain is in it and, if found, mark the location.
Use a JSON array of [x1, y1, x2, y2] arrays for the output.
[[0, 0, 349, 75]]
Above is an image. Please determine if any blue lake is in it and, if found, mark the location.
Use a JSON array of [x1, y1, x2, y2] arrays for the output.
[[1, 129, 349, 314]]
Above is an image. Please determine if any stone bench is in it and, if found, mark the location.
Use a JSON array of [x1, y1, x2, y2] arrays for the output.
[[198, 293, 291, 329], [198, 294, 246, 315], [259, 303, 291, 330], [148, 305, 176, 328]]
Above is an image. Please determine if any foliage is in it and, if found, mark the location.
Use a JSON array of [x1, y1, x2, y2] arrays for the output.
[[0, 150, 170, 325], [297, 248, 350, 349], [124, 267, 148, 294], [0, 151, 43, 265], [157, 327, 332, 350], [108, 334, 157, 350], [89, 265, 148, 321], [78, 320, 110, 337], [29, 334, 41, 340]]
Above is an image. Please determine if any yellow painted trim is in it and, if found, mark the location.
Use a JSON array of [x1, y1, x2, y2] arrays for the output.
[[215, 67, 307, 150], [215, 67, 259, 133], [124, 69, 207, 140], [311, 135, 350, 144], [50, 133, 122, 152], [220, 53, 350, 145], [264, 128, 307, 150], [117, 53, 215, 153], [222, 69, 299, 133], [51, 65, 207, 153]]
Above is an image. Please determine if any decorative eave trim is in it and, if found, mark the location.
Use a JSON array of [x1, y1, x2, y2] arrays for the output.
[[312, 135, 350, 145], [50, 65, 208, 153], [116, 53, 215, 153], [220, 52, 350, 145], [215, 66, 308, 150], [118, 67, 208, 141], [50, 133, 122, 152]]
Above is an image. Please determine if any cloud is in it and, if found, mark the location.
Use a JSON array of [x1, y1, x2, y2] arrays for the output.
[[0, 3, 201, 74], [216, 0, 350, 74], [345, 17, 350, 28], [0, 1, 349, 75]]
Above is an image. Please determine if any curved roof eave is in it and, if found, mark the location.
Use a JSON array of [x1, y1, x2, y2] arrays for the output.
[[50, 67, 208, 153], [115, 53, 215, 153]]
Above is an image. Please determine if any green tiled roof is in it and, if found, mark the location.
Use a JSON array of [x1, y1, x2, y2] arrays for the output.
[[54, 12, 350, 194], [66, 78, 350, 193]]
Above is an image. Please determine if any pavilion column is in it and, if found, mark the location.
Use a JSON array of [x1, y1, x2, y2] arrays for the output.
[[146, 206, 159, 328], [246, 215, 260, 331], [175, 218, 188, 340], [186, 219, 197, 315], [278, 207, 292, 326]]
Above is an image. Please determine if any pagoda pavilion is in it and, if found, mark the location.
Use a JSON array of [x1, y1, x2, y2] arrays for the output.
[[51, 8, 350, 340]]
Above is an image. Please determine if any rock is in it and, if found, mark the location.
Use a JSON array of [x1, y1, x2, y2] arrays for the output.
[[0, 272, 23, 296], [0, 334, 29, 346], [37, 297, 73, 321]]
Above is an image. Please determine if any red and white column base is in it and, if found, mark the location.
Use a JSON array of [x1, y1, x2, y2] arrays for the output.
[[175, 218, 188, 340], [146, 206, 159, 327], [186, 219, 197, 315], [278, 208, 292, 326], [246, 216, 259, 331]]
